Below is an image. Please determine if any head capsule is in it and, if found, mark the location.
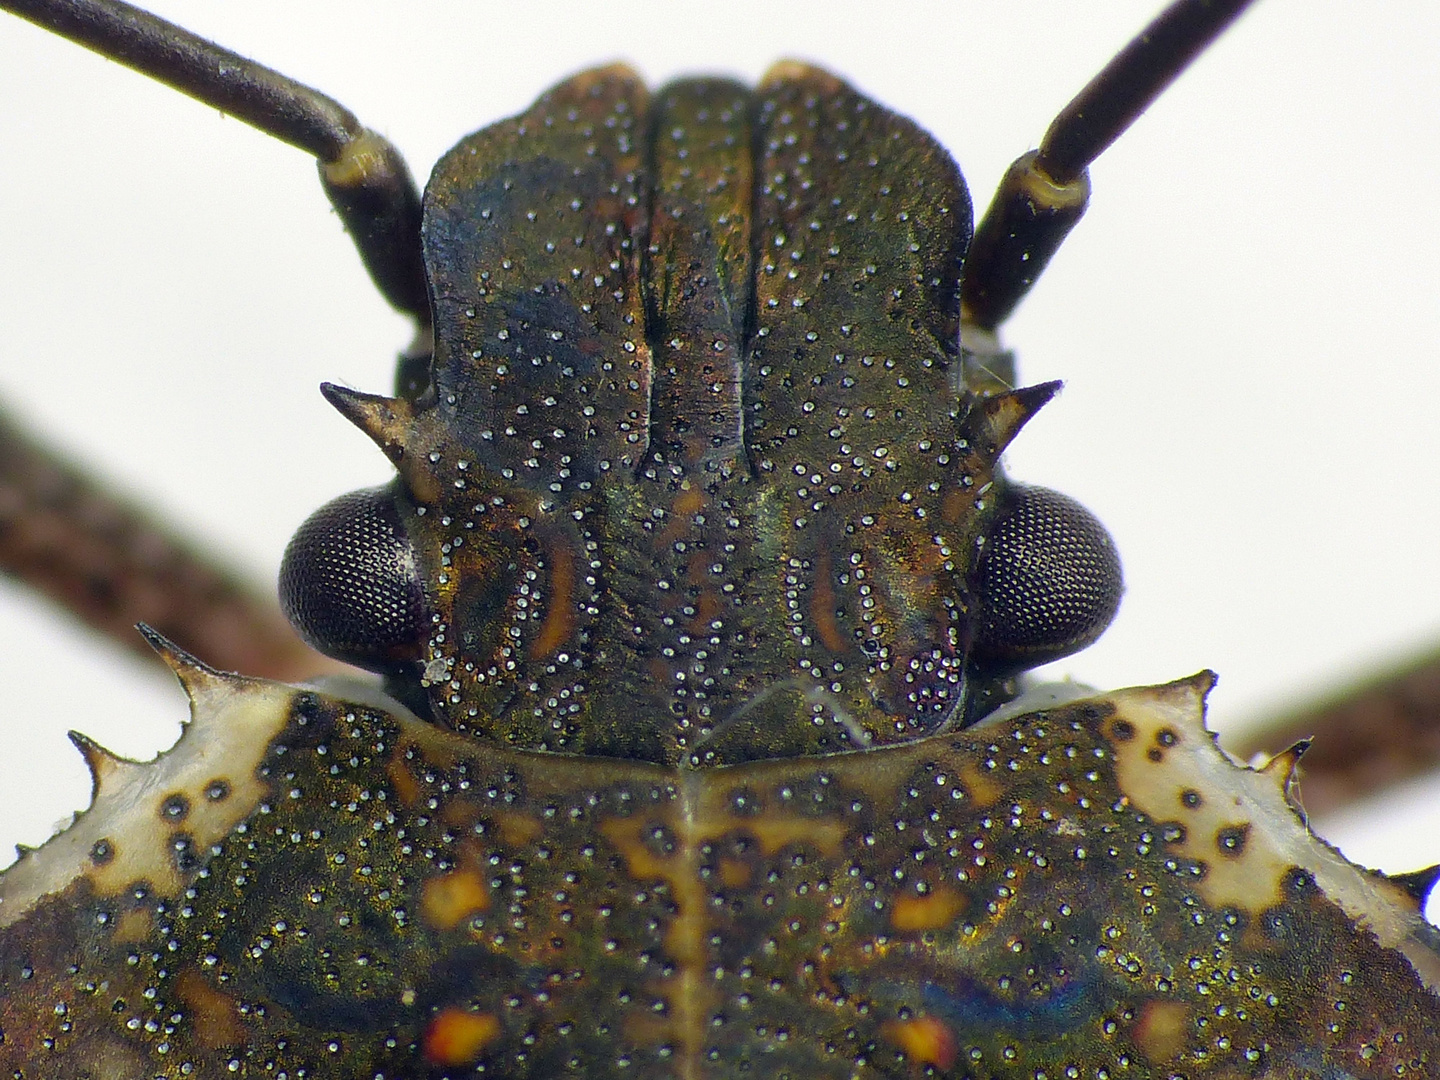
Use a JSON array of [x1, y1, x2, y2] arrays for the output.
[[280, 65, 1122, 764]]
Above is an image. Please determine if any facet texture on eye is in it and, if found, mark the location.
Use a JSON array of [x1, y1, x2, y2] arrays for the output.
[[971, 483, 1123, 672], [278, 484, 429, 674]]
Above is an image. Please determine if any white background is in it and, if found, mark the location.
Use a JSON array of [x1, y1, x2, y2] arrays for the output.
[[1, 1, 1439, 909]]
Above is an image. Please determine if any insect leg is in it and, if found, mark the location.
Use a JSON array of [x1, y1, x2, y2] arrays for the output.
[[0, 0, 429, 324], [1230, 644, 1440, 817], [0, 405, 335, 679]]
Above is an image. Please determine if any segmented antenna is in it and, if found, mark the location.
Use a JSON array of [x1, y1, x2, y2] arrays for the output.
[[961, 0, 1257, 332], [0, 0, 429, 321]]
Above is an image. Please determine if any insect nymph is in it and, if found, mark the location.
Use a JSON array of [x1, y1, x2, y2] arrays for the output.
[[1, 1, 1438, 1078]]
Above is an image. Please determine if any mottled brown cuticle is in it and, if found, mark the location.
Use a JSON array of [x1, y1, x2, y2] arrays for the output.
[[408, 62, 996, 764], [1076, 702, 1114, 724], [291, 691, 322, 725], [170, 832, 198, 872], [1284, 867, 1316, 896]]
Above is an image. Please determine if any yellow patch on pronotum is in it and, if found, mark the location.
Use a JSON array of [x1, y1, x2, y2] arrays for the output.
[[386, 751, 424, 808], [173, 970, 248, 1051], [1133, 999, 1191, 1063], [421, 868, 491, 930], [883, 1017, 957, 1069], [890, 886, 966, 932], [423, 1009, 501, 1066]]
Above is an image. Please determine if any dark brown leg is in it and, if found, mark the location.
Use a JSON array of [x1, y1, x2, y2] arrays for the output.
[[1231, 643, 1440, 818], [0, 406, 338, 679]]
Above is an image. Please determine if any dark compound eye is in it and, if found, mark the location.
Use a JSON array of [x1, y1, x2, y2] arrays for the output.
[[279, 485, 430, 674], [971, 484, 1122, 672]]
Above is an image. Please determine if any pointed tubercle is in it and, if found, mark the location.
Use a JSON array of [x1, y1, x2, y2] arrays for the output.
[[321, 383, 414, 462], [136, 623, 237, 705], [66, 729, 126, 798], [971, 381, 1061, 460], [1259, 738, 1310, 800], [1388, 864, 1440, 909]]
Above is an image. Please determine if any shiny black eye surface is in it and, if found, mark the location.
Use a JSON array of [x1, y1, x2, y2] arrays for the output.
[[279, 485, 429, 674], [971, 484, 1123, 672]]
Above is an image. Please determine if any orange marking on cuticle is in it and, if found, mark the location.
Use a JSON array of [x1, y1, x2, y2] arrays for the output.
[[941, 488, 969, 525], [890, 886, 966, 931], [959, 760, 1003, 808], [673, 482, 706, 518], [718, 858, 752, 888], [686, 547, 712, 587], [746, 816, 846, 856], [386, 750, 423, 808], [530, 540, 576, 659], [173, 969, 247, 1050], [883, 1017, 958, 1069], [421, 868, 491, 930], [659, 481, 707, 542], [599, 816, 712, 1070], [440, 798, 481, 829], [423, 1008, 501, 1066], [810, 551, 848, 653], [495, 812, 543, 847], [1133, 999, 1191, 1063], [691, 588, 722, 630], [112, 906, 153, 943]]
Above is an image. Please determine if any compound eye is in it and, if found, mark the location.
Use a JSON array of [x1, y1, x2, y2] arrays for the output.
[[971, 484, 1122, 672], [279, 485, 430, 674]]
